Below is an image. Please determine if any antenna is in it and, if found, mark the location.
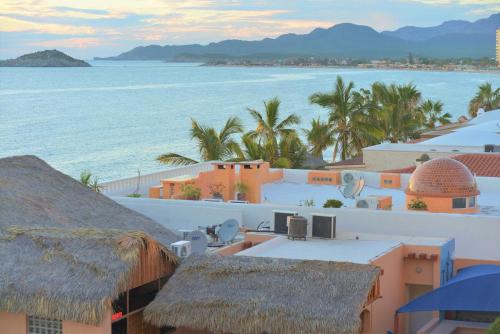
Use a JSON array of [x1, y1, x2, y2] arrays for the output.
[[217, 219, 239, 243], [187, 230, 208, 254]]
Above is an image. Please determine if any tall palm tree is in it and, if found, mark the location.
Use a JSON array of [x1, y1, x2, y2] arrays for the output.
[[246, 97, 300, 165], [303, 117, 335, 160], [309, 76, 380, 161], [468, 83, 500, 117], [369, 82, 422, 143], [157, 117, 243, 166], [419, 99, 451, 129]]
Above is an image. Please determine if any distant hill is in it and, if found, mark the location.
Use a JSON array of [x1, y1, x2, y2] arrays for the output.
[[382, 13, 499, 41], [97, 14, 499, 61], [0, 50, 90, 67]]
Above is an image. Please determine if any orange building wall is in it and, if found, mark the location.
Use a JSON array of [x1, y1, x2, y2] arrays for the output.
[[0, 311, 112, 334], [380, 173, 401, 189], [307, 170, 341, 185], [454, 258, 500, 271], [370, 246, 407, 334], [406, 195, 479, 214], [239, 163, 282, 203]]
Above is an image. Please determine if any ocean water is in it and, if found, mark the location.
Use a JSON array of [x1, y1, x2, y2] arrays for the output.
[[1, 61, 499, 181]]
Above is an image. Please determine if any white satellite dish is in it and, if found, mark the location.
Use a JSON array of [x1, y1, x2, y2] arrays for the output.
[[187, 230, 208, 254], [217, 219, 239, 243]]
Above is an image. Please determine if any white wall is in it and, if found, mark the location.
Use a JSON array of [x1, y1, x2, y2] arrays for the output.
[[114, 197, 500, 261]]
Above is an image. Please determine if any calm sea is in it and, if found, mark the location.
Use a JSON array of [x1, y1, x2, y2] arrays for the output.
[[1, 61, 499, 181]]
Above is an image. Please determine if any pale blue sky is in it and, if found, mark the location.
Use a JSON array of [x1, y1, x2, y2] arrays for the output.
[[0, 0, 498, 59]]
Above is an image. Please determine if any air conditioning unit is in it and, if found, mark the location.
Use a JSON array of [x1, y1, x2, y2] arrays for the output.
[[170, 240, 192, 257], [355, 197, 380, 209], [273, 210, 297, 234], [311, 214, 336, 239], [485, 144, 500, 153], [341, 170, 362, 185], [287, 216, 307, 241]]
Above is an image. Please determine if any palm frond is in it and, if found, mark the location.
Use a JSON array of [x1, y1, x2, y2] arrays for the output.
[[156, 153, 198, 166]]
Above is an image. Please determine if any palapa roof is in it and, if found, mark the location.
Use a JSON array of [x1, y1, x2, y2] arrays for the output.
[[0, 155, 179, 324], [144, 254, 381, 334], [0, 227, 176, 325], [0, 155, 177, 246]]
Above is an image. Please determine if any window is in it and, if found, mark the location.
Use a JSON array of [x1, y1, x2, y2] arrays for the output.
[[129, 281, 159, 312], [452, 197, 467, 209], [28, 316, 62, 334], [112, 318, 127, 334], [469, 196, 476, 208], [384, 179, 392, 184]]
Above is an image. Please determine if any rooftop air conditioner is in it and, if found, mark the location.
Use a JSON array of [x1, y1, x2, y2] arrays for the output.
[[287, 216, 307, 241], [485, 144, 500, 153], [311, 214, 336, 239], [170, 240, 192, 257], [355, 197, 380, 210], [273, 210, 297, 234]]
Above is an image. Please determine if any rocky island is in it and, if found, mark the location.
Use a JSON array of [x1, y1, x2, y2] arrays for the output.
[[0, 50, 90, 67]]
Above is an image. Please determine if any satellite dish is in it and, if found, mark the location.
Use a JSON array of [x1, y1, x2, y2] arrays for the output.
[[217, 219, 239, 243], [187, 230, 208, 254], [356, 199, 369, 208]]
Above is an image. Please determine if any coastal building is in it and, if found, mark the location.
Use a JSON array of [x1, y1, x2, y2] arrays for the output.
[[497, 29, 500, 67]]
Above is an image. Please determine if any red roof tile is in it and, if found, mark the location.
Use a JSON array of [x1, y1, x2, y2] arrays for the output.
[[384, 154, 500, 178]]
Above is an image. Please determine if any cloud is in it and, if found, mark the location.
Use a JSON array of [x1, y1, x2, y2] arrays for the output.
[[0, 16, 95, 35], [29, 37, 106, 48]]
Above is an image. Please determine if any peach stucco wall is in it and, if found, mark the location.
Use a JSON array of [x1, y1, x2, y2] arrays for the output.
[[406, 195, 479, 214], [454, 258, 500, 271], [0, 312, 26, 334], [380, 173, 401, 189], [0, 311, 111, 334], [151, 162, 282, 203]]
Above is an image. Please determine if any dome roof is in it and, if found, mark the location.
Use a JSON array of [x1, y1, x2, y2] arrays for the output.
[[406, 158, 479, 197]]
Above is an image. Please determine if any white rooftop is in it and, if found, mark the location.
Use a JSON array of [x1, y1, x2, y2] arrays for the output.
[[236, 232, 450, 264], [418, 120, 500, 146], [261, 181, 500, 216]]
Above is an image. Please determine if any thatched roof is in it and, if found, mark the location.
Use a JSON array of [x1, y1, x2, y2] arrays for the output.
[[0, 155, 177, 246], [144, 254, 380, 334], [0, 227, 176, 325], [0, 155, 180, 324]]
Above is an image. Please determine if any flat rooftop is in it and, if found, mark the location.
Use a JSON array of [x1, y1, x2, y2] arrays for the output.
[[261, 181, 500, 216], [236, 232, 450, 264]]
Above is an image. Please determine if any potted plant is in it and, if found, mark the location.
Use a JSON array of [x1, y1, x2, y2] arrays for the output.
[[180, 184, 201, 200], [234, 182, 249, 201], [209, 183, 225, 200], [408, 198, 428, 211], [323, 199, 343, 208]]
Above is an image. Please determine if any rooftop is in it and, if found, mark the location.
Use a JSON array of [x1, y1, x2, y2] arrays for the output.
[[236, 232, 450, 264]]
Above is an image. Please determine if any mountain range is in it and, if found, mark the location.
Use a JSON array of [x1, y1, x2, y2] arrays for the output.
[[97, 13, 499, 61]]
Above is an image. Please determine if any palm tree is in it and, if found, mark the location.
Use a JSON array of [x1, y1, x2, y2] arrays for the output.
[[157, 117, 243, 166], [246, 97, 300, 165], [468, 83, 500, 117], [79, 170, 102, 192], [369, 82, 423, 143], [303, 117, 335, 160], [309, 76, 380, 161], [419, 99, 451, 129]]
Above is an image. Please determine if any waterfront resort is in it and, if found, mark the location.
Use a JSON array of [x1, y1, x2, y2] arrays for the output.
[[1, 110, 500, 334]]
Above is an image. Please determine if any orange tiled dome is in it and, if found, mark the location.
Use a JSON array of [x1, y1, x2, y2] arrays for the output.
[[406, 158, 479, 198]]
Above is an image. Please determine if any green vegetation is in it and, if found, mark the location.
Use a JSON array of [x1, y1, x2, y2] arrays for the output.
[[468, 82, 500, 117], [234, 182, 249, 195], [208, 183, 225, 199], [408, 198, 428, 210], [126, 193, 142, 198], [180, 184, 201, 200], [157, 76, 456, 168], [487, 318, 500, 334], [79, 170, 102, 193], [323, 199, 343, 208], [300, 199, 315, 207]]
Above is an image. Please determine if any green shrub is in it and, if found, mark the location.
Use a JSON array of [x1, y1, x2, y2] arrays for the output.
[[181, 184, 201, 200], [408, 198, 428, 210], [323, 199, 343, 208], [487, 318, 500, 334], [126, 193, 142, 198]]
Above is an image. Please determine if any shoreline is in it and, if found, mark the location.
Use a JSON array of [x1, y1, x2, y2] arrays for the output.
[[200, 63, 500, 75]]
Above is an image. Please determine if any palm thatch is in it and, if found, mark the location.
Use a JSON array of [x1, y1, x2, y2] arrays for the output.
[[144, 254, 380, 334], [0, 227, 177, 325], [0, 155, 178, 246]]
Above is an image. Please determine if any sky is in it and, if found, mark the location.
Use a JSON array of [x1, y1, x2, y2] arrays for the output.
[[0, 0, 498, 59]]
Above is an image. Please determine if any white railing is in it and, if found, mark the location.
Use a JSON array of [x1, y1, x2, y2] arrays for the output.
[[101, 162, 214, 196]]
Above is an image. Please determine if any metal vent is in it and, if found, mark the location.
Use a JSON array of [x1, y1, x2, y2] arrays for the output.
[[356, 199, 369, 208], [274, 211, 296, 234]]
